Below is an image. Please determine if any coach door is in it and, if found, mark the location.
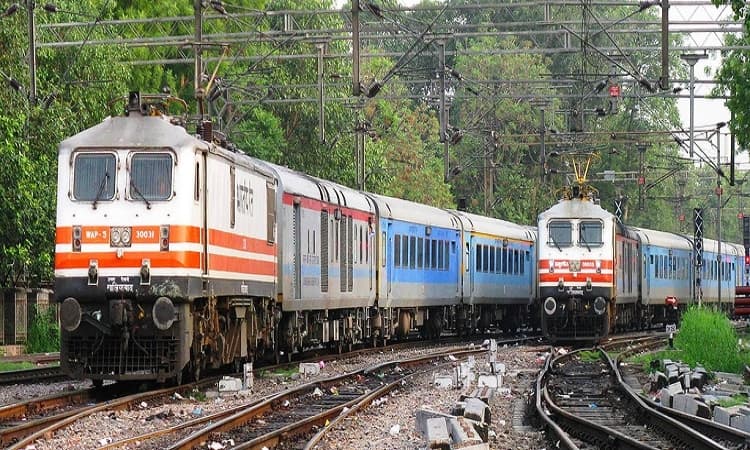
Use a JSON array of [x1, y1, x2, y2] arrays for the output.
[[293, 199, 301, 299], [198, 152, 208, 275], [386, 221, 393, 296]]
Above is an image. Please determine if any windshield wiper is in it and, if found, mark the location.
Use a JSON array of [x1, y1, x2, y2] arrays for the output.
[[550, 235, 563, 252], [91, 171, 110, 210], [130, 180, 152, 209], [580, 233, 592, 252]]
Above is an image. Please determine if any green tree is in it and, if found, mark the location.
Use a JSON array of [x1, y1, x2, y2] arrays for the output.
[[712, 1, 750, 149], [0, 0, 129, 286]]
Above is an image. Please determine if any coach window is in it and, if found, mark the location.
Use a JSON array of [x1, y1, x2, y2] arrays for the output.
[[548, 221, 572, 247], [394, 234, 401, 267], [409, 236, 416, 269], [579, 221, 603, 247], [73, 152, 116, 201], [417, 237, 424, 269], [131, 153, 173, 201]]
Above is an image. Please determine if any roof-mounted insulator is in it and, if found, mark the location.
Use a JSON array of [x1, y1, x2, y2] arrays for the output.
[[200, 120, 213, 142], [127, 91, 143, 114]]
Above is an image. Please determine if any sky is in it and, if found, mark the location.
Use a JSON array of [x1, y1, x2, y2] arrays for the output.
[[671, 2, 736, 165], [339, 0, 738, 159]]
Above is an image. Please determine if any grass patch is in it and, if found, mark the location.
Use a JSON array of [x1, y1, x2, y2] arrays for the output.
[[673, 306, 748, 373], [626, 349, 682, 373], [25, 306, 60, 354], [190, 389, 207, 402], [0, 361, 35, 372], [578, 350, 602, 363], [717, 394, 748, 408], [259, 366, 299, 378]]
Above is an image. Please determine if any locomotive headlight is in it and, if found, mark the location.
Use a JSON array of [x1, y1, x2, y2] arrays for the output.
[[585, 278, 592, 291], [549, 259, 555, 273], [594, 297, 607, 315], [111, 228, 121, 245], [121, 228, 131, 245], [595, 259, 602, 274], [60, 297, 81, 332], [152, 296, 177, 331], [544, 297, 557, 315], [110, 227, 132, 247], [557, 278, 564, 291]]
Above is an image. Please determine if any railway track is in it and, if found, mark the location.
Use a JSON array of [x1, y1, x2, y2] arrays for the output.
[[617, 344, 750, 449], [167, 348, 482, 450], [3, 378, 219, 450], [0, 364, 67, 385], [91, 345, 487, 450], [537, 346, 729, 449]]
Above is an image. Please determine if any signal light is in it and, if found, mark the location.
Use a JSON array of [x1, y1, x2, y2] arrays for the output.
[[745, 256, 750, 266]]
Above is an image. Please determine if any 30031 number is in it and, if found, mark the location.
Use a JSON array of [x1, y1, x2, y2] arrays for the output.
[[135, 229, 155, 240]]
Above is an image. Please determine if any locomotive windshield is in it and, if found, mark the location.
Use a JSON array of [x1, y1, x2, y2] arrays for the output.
[[580, 221, 603, 247], [130, 153, 173, 201], [548, 221, 572, 248], [73, 153, 116, 201]]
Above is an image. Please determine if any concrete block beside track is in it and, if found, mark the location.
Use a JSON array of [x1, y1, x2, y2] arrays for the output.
[[218, 376, 243, 392], [463, 397, 491, 423], [672, 393, 688, 412], [415, 407, 457, 438], [714, 405, 743, 427], [425, 418, 451, 449], [460, 386, 495, 403], [477, 374, 502, 389], [448, 416, 487, 449], [299, 362, 320, 376], [659, 388, 672, 407], [730, 413, 750, 433]]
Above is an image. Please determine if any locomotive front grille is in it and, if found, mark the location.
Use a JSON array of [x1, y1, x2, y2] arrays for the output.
[[63, 335, 178, 378], [544, 314, 607, 340]]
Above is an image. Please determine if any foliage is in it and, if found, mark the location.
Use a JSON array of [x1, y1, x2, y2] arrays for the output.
[[626, 348, 682, 373], [0, 0, 736, 286], [190, 388, 208, 402], [717, 394, 749, 408], [0, 361, 36, 372], [0, 0, 129, 286], [25, 306, 61, 353], [578, 350, 602, 363], [712, 0, 750, 149], [673, 306, 748, 373]]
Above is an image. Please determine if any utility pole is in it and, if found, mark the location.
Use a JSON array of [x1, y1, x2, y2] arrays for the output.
[[484, 140, 492, 215], [437, 40, 449, 182], [194, 0, 204, 117], [637, 143, 646, 210], [716, 122, 727, 307], [26, 0, 37, 105], [681, 53, 707, 158], [659, 0, 669, 90], [352, 0, 360, 97], [352, 0, 365, 189], [316, 42, 326, 144]]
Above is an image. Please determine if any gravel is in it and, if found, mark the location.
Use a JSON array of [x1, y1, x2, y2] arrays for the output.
[[0, 379, 93, 406], [313, 344, 551, 450], [21, 343, 506, 450]]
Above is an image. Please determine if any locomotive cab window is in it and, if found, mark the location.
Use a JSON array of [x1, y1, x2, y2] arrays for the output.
[[73, 153, 116, 201], [579, 221, 603, 247], [129, 153, 173, 201], [548, 221, 572, 248]]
